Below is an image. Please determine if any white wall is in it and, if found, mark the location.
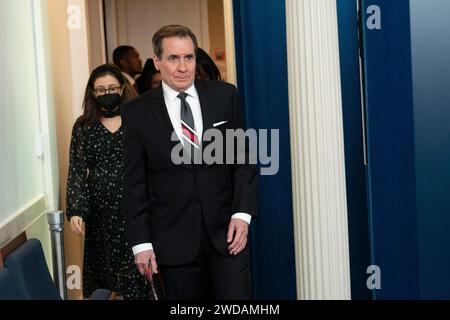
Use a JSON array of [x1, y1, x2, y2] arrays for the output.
[[0, 0, 45, 226], [104, 0, 210, 62], [0, 0, 60, 274]]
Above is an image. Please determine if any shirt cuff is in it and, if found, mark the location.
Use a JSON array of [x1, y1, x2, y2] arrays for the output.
[[132, 243, 154, 256], [231, 213, 252, 225]]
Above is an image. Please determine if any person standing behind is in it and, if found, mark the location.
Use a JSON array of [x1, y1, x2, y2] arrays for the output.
[[66, 64, 147, 300], [113, 46, 143, 98], [195, 47, 222, 81], [121, 25, 258, 300], [136, 58, 162, 94]]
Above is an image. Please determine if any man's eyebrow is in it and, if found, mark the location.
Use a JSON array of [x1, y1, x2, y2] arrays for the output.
[[167, 54, 194, 58]]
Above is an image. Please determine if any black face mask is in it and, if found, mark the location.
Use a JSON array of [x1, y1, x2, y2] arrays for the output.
[[95, 94, 122, 118]]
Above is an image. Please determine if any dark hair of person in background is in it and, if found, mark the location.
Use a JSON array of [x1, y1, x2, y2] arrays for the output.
[[78, 64, 131, 126], [195, 47, 222, 81], [136, 59, 161, 94], [152, 24, 198, 59], [112, 45, 135, 67]]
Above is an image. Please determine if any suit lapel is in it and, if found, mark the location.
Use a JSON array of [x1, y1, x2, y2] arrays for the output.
[[149, 85, 196, 170], [195, 80, 215, 148], [148, 85, 180, 149]]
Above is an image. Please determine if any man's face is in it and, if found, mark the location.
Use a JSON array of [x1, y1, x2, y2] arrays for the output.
[[123, 48, 143, 76], [153, 36, 196, 92]]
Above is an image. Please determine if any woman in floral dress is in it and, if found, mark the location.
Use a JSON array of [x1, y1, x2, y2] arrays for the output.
[[66, 64, 147, 299]]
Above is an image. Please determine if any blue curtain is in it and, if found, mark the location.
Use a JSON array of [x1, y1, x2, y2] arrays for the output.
[[336, 0, 372, 299], [233, 0, 296, 299], [361, 0, 420, 299]]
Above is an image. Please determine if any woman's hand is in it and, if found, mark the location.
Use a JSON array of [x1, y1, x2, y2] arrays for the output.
[[70, 216, 85, 236]]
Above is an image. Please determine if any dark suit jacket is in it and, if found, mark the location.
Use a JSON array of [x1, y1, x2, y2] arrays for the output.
[[121, 80, 258, 266]]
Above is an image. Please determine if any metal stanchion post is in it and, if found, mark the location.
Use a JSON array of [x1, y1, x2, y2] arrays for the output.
[[47, 211, 67, 300]]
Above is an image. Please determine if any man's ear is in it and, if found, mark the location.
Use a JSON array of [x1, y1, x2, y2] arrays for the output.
[[153, 54, 161, 71]]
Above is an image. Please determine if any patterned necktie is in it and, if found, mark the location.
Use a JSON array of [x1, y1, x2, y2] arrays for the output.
[[178, 92, 200, 159]]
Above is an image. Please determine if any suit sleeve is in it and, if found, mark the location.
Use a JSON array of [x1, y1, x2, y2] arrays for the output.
[[230, 87, 259, 217], [122, 106, 153, 246]]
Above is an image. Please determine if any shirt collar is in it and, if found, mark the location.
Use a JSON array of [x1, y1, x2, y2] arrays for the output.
[[122, 72, 135, 86], [162, 80, 198, 104]]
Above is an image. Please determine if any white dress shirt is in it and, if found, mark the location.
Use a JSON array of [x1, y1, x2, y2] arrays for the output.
[[132, 81, 251, 255], [162, 81, 203, 144]]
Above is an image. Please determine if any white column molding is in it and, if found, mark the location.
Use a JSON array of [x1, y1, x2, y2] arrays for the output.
[[223, 0, 237, 85], [199, 0, 210, 53], [104, 0, 118, 63], [85, 0, 107, 69], [115, 0, 128, 45], [66, 0, 90, 119], [286, 0, 351, 300]]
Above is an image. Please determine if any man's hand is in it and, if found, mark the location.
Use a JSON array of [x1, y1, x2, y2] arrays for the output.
[[227, 218, 249, 255], [135, 249, 158, 280], [69, 216, 85, 236]]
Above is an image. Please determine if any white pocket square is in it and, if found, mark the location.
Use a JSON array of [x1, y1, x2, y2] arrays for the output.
[[213, 121, 228, 127]]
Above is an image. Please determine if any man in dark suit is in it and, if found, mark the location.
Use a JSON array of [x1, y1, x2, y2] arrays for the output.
[[121, 25, 258, 300]]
